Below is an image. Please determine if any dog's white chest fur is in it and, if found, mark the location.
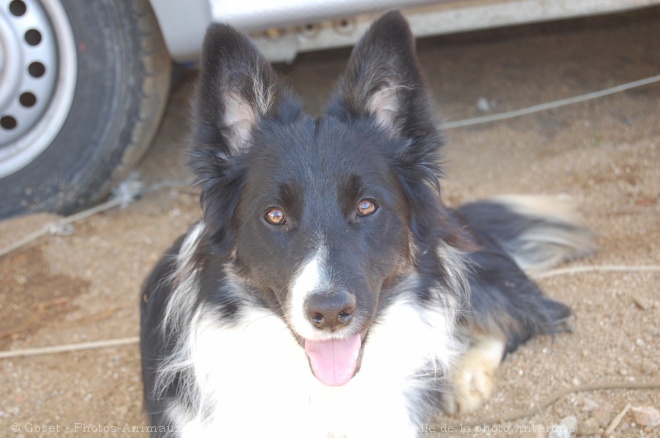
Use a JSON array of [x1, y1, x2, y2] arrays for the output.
[[165, 285, 458, 438]]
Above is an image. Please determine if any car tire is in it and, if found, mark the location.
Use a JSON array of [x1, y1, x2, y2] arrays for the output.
[[0, 0, 171, 217]]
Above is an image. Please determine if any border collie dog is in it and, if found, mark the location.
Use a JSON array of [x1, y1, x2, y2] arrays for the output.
[[140, 11, 594, 437]]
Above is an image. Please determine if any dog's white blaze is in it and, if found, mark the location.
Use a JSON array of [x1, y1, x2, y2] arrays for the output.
[[165, 284, 456, 438], [289, 247, 332, 340]]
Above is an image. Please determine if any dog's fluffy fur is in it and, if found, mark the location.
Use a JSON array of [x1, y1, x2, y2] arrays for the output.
[[140, 11, 594, 437]]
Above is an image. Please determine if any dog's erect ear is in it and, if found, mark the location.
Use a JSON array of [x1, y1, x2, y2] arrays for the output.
[[190, 24, 300, 253], [327, 11, 437, 140], [192, 23, 300, 157], [328, 12, 474, 255]]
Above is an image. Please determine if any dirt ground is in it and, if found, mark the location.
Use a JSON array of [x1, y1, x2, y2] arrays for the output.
[[1, 7, 659, 437]]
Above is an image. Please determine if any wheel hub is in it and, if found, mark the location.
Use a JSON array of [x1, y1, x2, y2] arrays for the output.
[[0, 0, 76, 177]]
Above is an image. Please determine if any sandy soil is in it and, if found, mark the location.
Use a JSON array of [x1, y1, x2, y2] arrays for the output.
[[1, 8, 659, 437]]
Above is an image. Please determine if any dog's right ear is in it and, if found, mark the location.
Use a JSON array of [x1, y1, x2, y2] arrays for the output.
[[192, 23, 300, 159], [190, 24, 300, 254]]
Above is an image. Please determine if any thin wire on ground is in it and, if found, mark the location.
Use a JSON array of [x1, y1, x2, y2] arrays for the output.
[[442, 73, 660, 129]]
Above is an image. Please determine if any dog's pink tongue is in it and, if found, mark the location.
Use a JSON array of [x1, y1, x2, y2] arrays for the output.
[[304, 335, 361, 386]]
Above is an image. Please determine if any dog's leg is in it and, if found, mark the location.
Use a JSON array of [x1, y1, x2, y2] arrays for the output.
[[446, 335, 505, 414], [443, 196, 594, 414], [443, 250, 570, 414]]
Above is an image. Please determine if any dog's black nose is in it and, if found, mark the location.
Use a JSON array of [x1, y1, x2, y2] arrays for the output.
[[305, 290, 356, 331]]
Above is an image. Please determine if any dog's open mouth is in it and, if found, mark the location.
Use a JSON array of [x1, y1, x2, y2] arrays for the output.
[[304, 334, 362, 386]]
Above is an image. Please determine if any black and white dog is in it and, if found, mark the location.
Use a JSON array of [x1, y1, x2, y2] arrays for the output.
[[140, 11, 594, 437]]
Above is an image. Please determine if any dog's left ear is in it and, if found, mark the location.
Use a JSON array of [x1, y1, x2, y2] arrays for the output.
[[329, 12, 477, 254], [327, 11, 437, 141]]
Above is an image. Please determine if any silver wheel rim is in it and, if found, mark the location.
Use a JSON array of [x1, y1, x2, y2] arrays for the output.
[[0, 0, 76, 178]]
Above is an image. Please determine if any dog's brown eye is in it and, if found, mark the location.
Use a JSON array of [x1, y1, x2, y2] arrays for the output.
[[265, 207, 286, 225], [356, 199, 378, 217]]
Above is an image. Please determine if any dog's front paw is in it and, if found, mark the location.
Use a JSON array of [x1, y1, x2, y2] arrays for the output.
[[446, 337, 505, 414]]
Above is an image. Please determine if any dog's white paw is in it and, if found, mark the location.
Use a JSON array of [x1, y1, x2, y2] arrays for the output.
[[447, 336, 505, 414]]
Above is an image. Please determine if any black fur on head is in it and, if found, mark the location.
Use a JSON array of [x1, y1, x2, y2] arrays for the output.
[[189, 11, 471, 309]]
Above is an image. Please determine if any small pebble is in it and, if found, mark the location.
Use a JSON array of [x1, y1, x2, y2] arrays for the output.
[[582, 397, 599, 412], [631, 406, 660, 428], [562, 415, 578, 434], [632, 295, 649, 310], [579, 417, 600, 436], [548, 416, 578, 438], [549, 423, 571, 438], [591, 403, 614, 427], [476, 97, 491, 112]]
